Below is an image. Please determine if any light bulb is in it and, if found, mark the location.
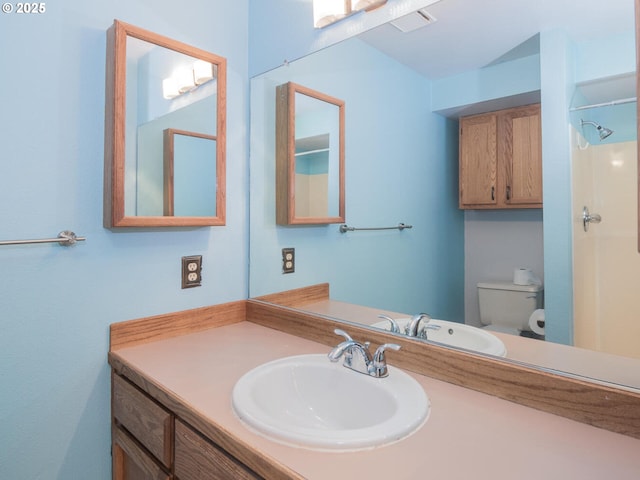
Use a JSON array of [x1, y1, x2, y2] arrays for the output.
[[313, 0, 347, 28], [193, 60, 214, 86], [162, 77, 179, 99], [351, 0, 386, 12], [175, 67, 195, 94]]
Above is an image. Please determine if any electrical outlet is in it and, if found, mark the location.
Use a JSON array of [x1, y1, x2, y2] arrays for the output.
[[181, 255, 202, 288], [282, 248, 295, 274]]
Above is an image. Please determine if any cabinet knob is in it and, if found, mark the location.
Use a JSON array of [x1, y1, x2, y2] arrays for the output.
[[506, 185, 511, 201], [491, 186, 495, 201]]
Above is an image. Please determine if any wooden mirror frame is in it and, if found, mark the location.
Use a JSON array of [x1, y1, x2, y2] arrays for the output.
[[275, 82, 345, 225], [104, 20, 227, 228], [163, 129, 219, 217]]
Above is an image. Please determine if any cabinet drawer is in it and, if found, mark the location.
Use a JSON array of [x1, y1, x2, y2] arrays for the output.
[[113, 374, 173, 468], [112, 426, 170, 480], [175, 420, 262, 480]]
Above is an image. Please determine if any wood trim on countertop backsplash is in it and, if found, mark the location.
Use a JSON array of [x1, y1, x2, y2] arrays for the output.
[[254, 283, 329, 307], [110, 300, 246, 350]]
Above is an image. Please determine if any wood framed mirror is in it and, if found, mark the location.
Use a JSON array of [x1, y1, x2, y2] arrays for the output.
[[275, 82, 345, 225], [163, 129, 220, 217], [104, 20, 226, 228]]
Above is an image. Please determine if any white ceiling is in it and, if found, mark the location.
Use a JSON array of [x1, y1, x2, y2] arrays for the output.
[[359, 0, 635, 80]]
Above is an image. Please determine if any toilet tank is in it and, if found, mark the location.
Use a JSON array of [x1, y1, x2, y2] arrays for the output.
[[477, 282, 543, 331]]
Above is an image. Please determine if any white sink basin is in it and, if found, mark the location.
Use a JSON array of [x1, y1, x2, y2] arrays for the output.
[[372, 318, 507, 357], [232, 354, 429, 451]]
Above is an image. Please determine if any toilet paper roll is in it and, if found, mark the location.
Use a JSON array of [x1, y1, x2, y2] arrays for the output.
[[513, 268, 541, 286], [529, 309, 545, 336]]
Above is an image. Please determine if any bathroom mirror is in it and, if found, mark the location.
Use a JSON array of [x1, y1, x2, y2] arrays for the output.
[[104, 20, 226, 227], [163, 129, 220, 217], [249, 0, 640, 391], [276, 82, 345, 225]]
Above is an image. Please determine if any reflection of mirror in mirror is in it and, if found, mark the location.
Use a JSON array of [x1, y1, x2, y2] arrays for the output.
[[163, 129, 217, 217], [249, 1, 639, 391], [126, 36, 217, 217], [276, 82, 345, 225], [294, 90, 341, 219], [295, 133, 330, 217]]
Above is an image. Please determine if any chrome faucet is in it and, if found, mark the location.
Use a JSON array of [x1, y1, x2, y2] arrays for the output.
[[328, 329, 400, 378], [377, 314, 401, 333], [405, 313, 441, 339], [405, 313, 430, 336], [327, 329, 372, 373], [371, 342, 400, 377]]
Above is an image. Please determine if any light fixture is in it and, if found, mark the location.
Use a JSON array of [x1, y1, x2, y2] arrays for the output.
[[193, 60, 214, 86], [162, 77, 180, 99], [313, 0, 387, 28], [162, 61, 216, 100], [351, 0, 387, 12], [175, 67, 195, 94], [313, 0, 348, 28]]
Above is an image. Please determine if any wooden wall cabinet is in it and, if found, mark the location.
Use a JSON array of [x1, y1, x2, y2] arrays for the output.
[[104, 20, 227, 228], [459, 104, 542, 209], [112, 373, 260, 480], [275, 82, 345, 225]]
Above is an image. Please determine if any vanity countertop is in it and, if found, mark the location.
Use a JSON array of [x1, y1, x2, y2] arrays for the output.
[[110, 321, 640, 480]]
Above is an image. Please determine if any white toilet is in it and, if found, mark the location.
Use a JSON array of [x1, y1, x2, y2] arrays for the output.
[[477, 282, 543, 335]]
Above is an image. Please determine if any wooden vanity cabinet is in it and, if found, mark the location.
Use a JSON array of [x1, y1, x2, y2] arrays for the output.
[[111, 373, 261, 480], [112, 426, 171, 480], [174, 420, 262, 480], [459, 104, 542, 209], [112, 374, 173, 480]]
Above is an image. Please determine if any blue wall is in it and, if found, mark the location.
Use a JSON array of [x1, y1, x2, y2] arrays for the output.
[[249, 38, 465, 319], [539, 30, 576, 345], [0, 1, 248, 478], [432, 54, 541, 113]]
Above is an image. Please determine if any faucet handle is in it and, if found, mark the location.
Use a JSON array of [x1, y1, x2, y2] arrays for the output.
[[333, 328, 353, 341], [371, 343, 401, 377], [406, 313, 432, 336], [377, 314, 401, 333], [373, 343, 401, 358]]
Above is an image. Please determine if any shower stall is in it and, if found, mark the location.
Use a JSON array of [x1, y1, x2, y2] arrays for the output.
[[571, 98, 639, 359]]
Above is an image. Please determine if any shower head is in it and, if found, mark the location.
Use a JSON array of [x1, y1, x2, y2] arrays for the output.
[[581, 119, 614, 140]]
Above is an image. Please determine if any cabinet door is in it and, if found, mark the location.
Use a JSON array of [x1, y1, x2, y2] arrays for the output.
[[501, 104, 542, 206], [174, 420, 262, 480], [113, 426, 171, 480], [459, 113, 498, 207]]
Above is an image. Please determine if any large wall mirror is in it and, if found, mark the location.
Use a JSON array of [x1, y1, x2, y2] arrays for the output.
[[249, 0, 639, 391], [104, 20, 226, 228], [276, 82, 345, 225]]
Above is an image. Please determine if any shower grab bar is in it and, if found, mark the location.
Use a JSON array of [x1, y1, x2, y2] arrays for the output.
[[570, 97, 637, 111], [0, 230, 86, 247], [339, 223, 413, 233]]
